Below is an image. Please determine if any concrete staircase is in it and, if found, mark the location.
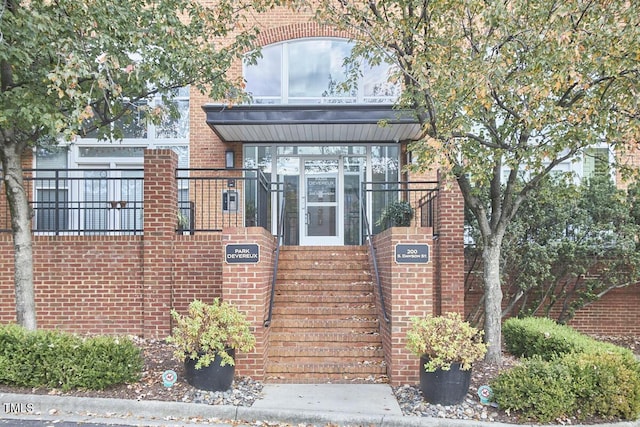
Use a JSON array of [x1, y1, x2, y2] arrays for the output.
[[265, 246, 387, 383]]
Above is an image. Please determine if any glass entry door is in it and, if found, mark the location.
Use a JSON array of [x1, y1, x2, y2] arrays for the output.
[[300, 158, 341, 245]]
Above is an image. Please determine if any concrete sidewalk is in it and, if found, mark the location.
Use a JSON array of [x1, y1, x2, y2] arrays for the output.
[[2, 385, 639, 427]]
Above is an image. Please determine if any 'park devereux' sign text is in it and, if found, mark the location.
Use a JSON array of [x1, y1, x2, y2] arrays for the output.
[[225, 244, 260, 263]]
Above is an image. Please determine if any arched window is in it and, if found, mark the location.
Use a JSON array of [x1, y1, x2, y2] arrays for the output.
[[243, 38, 399, 104]]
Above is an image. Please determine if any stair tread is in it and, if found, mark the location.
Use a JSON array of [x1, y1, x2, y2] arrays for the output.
[[270, 318, 378, 327], [267, 246, 384, 383]]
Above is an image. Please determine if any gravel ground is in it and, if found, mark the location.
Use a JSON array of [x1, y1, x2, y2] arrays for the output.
[[1, 336, 638, 425]]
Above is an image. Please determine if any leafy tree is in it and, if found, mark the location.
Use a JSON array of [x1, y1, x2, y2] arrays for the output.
[[0, 0, 282, 329], [314, 0, 640, 362], [467, 174, 640, 324]]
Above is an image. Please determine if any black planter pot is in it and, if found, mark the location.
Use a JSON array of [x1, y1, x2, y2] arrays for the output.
[[184, 349, 235, 391], [419, 356, 472, 405]]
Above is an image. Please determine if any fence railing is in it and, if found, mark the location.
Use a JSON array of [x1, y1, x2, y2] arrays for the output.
[[176, 168, 274, 233], [1, 169, 438, 238], [0, 169, 145, 236], [361, 180, 439, 235]]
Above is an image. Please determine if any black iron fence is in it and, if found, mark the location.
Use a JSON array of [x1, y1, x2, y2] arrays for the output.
[[176, 168, 275, 233], [362, 180, 439, 235], [1, 169, 437, 238], [1, 169, 145, 236]]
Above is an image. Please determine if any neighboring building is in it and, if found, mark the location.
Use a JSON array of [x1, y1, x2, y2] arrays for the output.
[[0, 5, 637, 385]]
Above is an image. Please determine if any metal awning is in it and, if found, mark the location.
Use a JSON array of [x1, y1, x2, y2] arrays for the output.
[[202, 104, 424, 143]]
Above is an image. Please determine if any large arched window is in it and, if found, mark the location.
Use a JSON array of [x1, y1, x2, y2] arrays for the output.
[[243, 38, 399, 104]]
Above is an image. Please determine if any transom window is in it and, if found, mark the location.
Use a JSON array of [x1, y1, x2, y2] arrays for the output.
[[243, 39, 399, 105]]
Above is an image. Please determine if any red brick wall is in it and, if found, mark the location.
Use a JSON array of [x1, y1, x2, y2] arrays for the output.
[[568, 285, 640, 335], [0, 150, 227, 339], [172, 234, 224, 312], [222, 227, 276, 379], [373, 226, 436, 386], [435, 176, 465, 315], [464, 253, 640, 336], [0, 235, 144, 335]]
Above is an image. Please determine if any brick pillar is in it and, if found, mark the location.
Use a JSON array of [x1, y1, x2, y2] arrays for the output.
[[221, 227, 275, 380], [373, 226, 434, 386], [435, 175, 465, 315], [142, 149, 178, 338]]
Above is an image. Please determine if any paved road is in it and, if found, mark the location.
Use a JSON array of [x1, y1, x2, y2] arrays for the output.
[[0, 421, 132, 427]]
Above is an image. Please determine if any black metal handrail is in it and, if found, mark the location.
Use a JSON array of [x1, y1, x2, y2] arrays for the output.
[[264, 196, 286, 327], [361, 196, 390, 324]]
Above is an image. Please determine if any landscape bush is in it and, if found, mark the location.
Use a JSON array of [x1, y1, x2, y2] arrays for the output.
[[502, 316, 633, 360], [491, 356, 577, 422], [494, 317, 640, 422], [564, 350, 640, 420], [0, 324, 143, 391]]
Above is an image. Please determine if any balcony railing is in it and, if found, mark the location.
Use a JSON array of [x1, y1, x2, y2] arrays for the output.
[[1, 169, 438, 238], [0, 169, 145, 236]]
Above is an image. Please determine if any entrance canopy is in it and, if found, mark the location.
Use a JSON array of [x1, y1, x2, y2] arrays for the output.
[[203, 104, 424, 143]]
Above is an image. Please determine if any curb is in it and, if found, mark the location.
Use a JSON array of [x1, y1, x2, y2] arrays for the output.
[[1, 392, 639, 427]]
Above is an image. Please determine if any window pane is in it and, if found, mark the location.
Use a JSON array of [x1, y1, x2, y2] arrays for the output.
[[363, 63, 400, 102], [288, 40, 352, 99], [245, 45, 282, 98], [156, 99, 189, 139], [120, 170, 144, 233], [79, 147, 145, 158], [35, 189, 68, 231], [36, 147, 68, 178], [114, 102, 147, 138], [84, 171, 108, 232], [244, 39, 399, 104]]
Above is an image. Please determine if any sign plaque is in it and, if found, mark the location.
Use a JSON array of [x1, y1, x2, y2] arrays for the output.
[[225, 244, 260, 264], [395, 244, 430, 264]]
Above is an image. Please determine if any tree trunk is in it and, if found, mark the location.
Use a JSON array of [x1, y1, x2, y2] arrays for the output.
[[482, 239, 502, 364], [1, 142, 37, 330]]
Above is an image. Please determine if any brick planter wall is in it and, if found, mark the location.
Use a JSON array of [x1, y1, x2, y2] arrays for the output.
[[372, 226, 435, 386], [222, 227, 276, 379]]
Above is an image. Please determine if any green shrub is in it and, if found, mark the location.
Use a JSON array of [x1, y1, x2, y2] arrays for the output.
[[564, 351, 640, 420], [169, 298, 256, 369], [503, 317, 584, 359], [494, 319, 640, 422], [503, 317, 634, 360], [491, 356, 577, 422], [0, 324, 143, 391], [376, 200, 414, 228]]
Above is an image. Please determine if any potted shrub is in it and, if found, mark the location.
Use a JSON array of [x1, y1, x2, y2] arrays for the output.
[[177, 210, 190, 234], [406, 312, 487, 405], [168, 298, 256, 391], [376, 200, 414, 228]]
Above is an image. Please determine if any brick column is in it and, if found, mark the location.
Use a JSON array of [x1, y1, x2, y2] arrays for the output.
[[221, 227, 275, 380], [435, 175, 465, 315], [142, 149, 178, 338], [373, 226, 434, 386]]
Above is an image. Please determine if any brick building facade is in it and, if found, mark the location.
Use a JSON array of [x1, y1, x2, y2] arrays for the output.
[[0, 4, 637, 386]]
